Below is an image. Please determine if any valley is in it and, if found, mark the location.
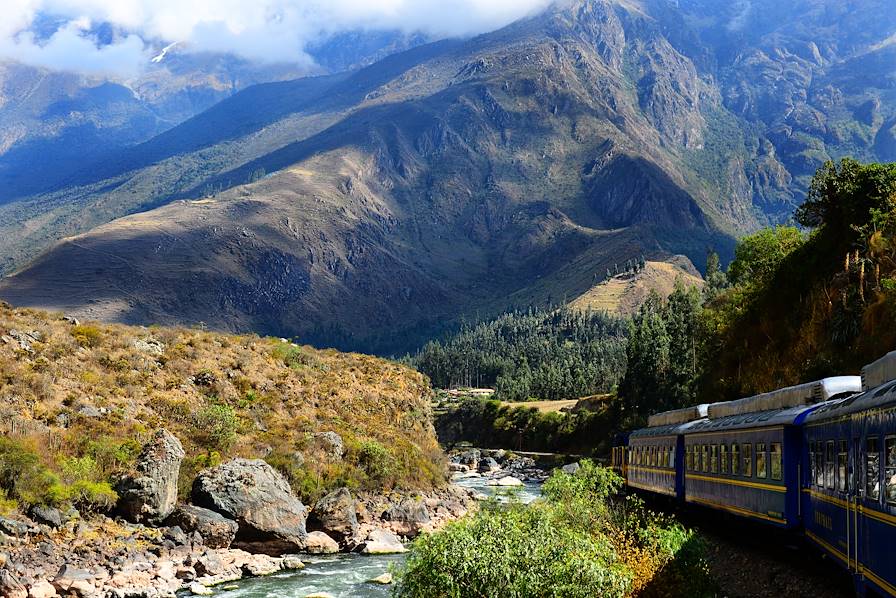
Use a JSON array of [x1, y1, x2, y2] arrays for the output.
[[0, 1, 893, 597]]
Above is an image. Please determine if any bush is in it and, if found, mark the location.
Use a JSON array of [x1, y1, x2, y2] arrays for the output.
[[192, 404, 238, 450], [71, 325, 103, 348], [353, 439, 397, 486], [395, 501, 630, 598], [395, 462, 716, 598], [0, 438, 64, 508]]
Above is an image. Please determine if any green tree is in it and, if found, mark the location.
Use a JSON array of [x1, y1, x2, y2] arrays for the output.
[[727, 226, 804, 287]]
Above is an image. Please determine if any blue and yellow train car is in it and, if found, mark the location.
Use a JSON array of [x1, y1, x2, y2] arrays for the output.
[[682, 406, 809, 527], [803, 359, 896, 597], [627, 423, 684, 498]]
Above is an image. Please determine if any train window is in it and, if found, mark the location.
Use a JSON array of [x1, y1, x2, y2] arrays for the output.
[[886, 437, 896, 505], [838, 441, 848, 493], [687, 446, 694, 471], [756, 443, 767, 478], [743, 443, 752, 477], [815, 441, 825, 487], [867, 437, 880, 500], [721, 444, 728, 474], [670, 446, 675, 468], [702, 445, 709, 472], [770, 443, 782, 481], [809, 441, 816, 486], [711, 445, 718, 473], [731, 444, 739, 475], [825, 441, 835, 490]]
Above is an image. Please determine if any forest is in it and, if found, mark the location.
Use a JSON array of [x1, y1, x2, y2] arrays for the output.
[[411, 307, 628, 402]]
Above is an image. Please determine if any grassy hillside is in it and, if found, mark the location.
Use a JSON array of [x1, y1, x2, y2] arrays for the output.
[[0, 302, 445, 514], [570, 257, 704, 316]]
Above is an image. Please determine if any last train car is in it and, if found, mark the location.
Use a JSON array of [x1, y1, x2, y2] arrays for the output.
[[626, 405, 708, 499], [803, 352, 896, 597], [682, 377, 862, 529]]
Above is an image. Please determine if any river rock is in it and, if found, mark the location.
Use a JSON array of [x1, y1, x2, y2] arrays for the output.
[[368, 572, 393, 585], [304, 531, 339, 554], [241, 554, 282, 576], [192, 459, 308, 555], [382, 498, 430, 537], [117, 429, 185, 524], [307, 489, 358, 545], [188, 582, 213, 596], [282, 556, 305, 570], [455, 449, 480, 467], [0, 570, 26, 598], [166, 506, 238, 549], [477, 457, 499, 473], [487, 476, 523, 487], [359, 529, 406, 554], [561, 462, 580, 475]]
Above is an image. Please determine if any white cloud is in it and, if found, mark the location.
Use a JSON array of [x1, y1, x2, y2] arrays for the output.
[[0, 0, 554, 76]]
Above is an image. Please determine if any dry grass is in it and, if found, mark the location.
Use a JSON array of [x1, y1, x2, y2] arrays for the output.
[[0, 302, 446, 504], [500, 399, 579, 413]]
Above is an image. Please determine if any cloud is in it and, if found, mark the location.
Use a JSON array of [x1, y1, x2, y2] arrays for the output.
[[0, 0, 554, 76]]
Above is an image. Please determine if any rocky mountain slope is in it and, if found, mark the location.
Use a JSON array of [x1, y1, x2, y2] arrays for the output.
[[0, 0, 893, 353]]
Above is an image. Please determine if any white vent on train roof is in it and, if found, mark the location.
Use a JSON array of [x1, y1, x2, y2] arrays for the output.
[[647, 403, 710, 427], [707, 376, 862, 419], [862, 350, 896, 391]]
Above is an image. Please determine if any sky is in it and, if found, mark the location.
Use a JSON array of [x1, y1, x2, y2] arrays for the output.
[[0, 0, 554, 77]]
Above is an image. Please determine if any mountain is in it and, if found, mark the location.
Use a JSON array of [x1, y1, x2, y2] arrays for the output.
[[0, 0, 894, 353]]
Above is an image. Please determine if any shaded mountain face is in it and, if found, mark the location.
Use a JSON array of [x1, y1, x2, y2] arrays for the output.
[[0, 0, 893, 353]]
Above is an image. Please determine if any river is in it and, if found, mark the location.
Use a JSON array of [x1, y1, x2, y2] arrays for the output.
[[207, 477, 542, 598]]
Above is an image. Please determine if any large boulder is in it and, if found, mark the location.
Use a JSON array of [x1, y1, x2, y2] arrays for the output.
[[304, 531, 339, 554], [359, 529, 407, 554], [166, 505, 238, 549], [381, 498, 430, 538], [117, 429, 185, 524], [307, 489, 358, 545], [192, 459, 308, 555]]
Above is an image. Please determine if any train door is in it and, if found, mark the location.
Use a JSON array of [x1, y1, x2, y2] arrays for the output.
[[848, 435, 861, 574]]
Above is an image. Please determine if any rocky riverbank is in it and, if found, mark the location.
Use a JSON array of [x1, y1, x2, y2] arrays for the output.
[[0, 430, 477, 598]]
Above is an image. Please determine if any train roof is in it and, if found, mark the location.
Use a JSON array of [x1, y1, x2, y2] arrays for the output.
[[647, 404, 710, 427], [683, 403, 821, 434], [804, 378, 896, 423], [706, 376, 861, 419], [862, 350, 896, 391], [630, 418, 705, 439]]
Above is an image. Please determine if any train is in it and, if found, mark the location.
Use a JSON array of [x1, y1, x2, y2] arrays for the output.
[[611, 350, 896, 597]]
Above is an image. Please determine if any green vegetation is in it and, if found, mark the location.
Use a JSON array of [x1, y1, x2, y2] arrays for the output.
[[436, 397, 614, 455], [394, 462, 715, 597], [413, 306, 627, 402]]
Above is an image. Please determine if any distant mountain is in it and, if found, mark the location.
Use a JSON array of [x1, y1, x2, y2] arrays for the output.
[[1, 0, 894, 353]]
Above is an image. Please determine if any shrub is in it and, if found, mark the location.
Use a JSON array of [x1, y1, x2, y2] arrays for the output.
[[394, 500, 631, 598], [192, 404, 238, 450], [395, 462, 716, 598], [71, 325, 103, 348], [65, 480, 118, 514], [353, 439, 397, 487], [0, 437, 64, 508]]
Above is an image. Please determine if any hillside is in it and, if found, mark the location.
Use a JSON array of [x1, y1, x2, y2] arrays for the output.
[[570, 256, 704, 316], [0, 301, 445, 504], [0, 0, 894, 353]]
